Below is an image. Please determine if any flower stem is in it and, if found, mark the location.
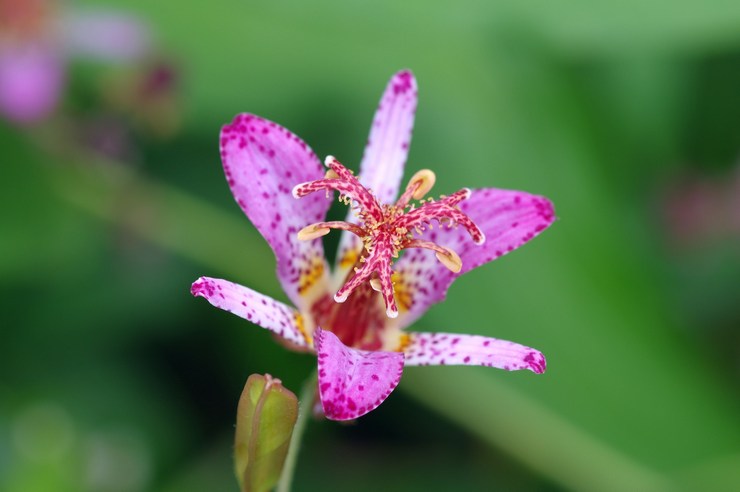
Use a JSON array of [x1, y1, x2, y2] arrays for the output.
[[276, 370, 317, 492]]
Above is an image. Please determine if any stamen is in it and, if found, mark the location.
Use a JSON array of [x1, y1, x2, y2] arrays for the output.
[[409, 169, 436, 200], [396, 169, 436, 209], [294, 156, 483, 318], [405, 239, 462, 273], [435, 247, 462, 273], [297, 224, 331, 241], [297, 221, 365, 241]]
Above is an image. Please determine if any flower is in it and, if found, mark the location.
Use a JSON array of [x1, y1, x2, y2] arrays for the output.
[[0, 0, 151, 124], [660, 164, 740, 247], [192, 71, 555, 421]]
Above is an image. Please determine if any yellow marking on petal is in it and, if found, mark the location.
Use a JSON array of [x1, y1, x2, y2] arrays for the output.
[[394, 333, 411, 352], [294, 312, 313, 346], [391, 271, 412, 313], [298, 258, 325, 296], [338, 248, 360, 269]]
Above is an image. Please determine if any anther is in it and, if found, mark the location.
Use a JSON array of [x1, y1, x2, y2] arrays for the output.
[[410, 170, 436, 200], [396, 169, 437, 209], [435, 247, 462, 273], [297, 224, 331, 241]]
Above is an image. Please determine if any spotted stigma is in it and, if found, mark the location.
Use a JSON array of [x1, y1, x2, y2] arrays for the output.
[[293, 156, 485, 319]]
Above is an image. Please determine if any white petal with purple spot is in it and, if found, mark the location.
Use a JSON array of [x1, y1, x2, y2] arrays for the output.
[[393, 188, 555, 329], [335, 70, 418, 282], [220, 114, 331, 310], [403, 332, 546, 373], [191, 277, 310, 348], [315, 328, 404, 421]]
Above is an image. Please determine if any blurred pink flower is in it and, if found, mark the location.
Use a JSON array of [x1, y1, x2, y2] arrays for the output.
[[0, 43, 63, 123], [192, 71, 555, 420], [661, 164, 740, 247], [0, 0, 151, 125]]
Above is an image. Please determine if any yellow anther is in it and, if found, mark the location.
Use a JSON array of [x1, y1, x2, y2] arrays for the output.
[[325, 169, 340, 179], [408, 169, 436, 200], [297, 224, 331, 241], [435, 246, 462, 273]]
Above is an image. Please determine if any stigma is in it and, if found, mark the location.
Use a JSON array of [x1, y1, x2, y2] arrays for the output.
[[293, 156, 484, 318]]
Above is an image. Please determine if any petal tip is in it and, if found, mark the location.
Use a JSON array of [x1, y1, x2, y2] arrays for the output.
[[535, 196, 557, 224], [389, 69, 417, 96], [524, 351, 547, 374], [393, 69, 416, 85], [190, 277, 211, 297]]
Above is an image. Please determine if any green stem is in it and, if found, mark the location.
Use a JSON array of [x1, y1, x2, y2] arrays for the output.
[[276, 371, 317, 492]]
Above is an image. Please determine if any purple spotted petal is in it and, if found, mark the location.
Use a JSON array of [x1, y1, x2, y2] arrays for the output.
[[403, 332, 546, 374], [315, 328, 404, 421], [394, 188, 555, 329], [357, 70, 417, 205], [191, 277, 311, 349], [59, 10, 152, 61], [220, 114, 331, 310], [335, 70, 418, 276], [0, 44, 64, 125]]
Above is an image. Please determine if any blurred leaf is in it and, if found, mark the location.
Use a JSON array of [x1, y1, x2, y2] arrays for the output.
[[234, 374, 298, 492]]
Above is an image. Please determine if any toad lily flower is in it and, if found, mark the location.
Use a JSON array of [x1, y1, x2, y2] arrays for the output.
[[192, 70, 555, 421]]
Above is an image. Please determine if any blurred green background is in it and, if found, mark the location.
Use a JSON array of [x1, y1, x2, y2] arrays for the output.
[[2, 1, 740, 491]]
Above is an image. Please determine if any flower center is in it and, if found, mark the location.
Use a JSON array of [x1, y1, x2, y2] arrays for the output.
[[310, 281, 386, 350], [293, 156, 484, 319]]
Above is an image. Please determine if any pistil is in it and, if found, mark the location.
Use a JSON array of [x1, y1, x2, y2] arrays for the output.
[[293, 156, 484, 318]]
